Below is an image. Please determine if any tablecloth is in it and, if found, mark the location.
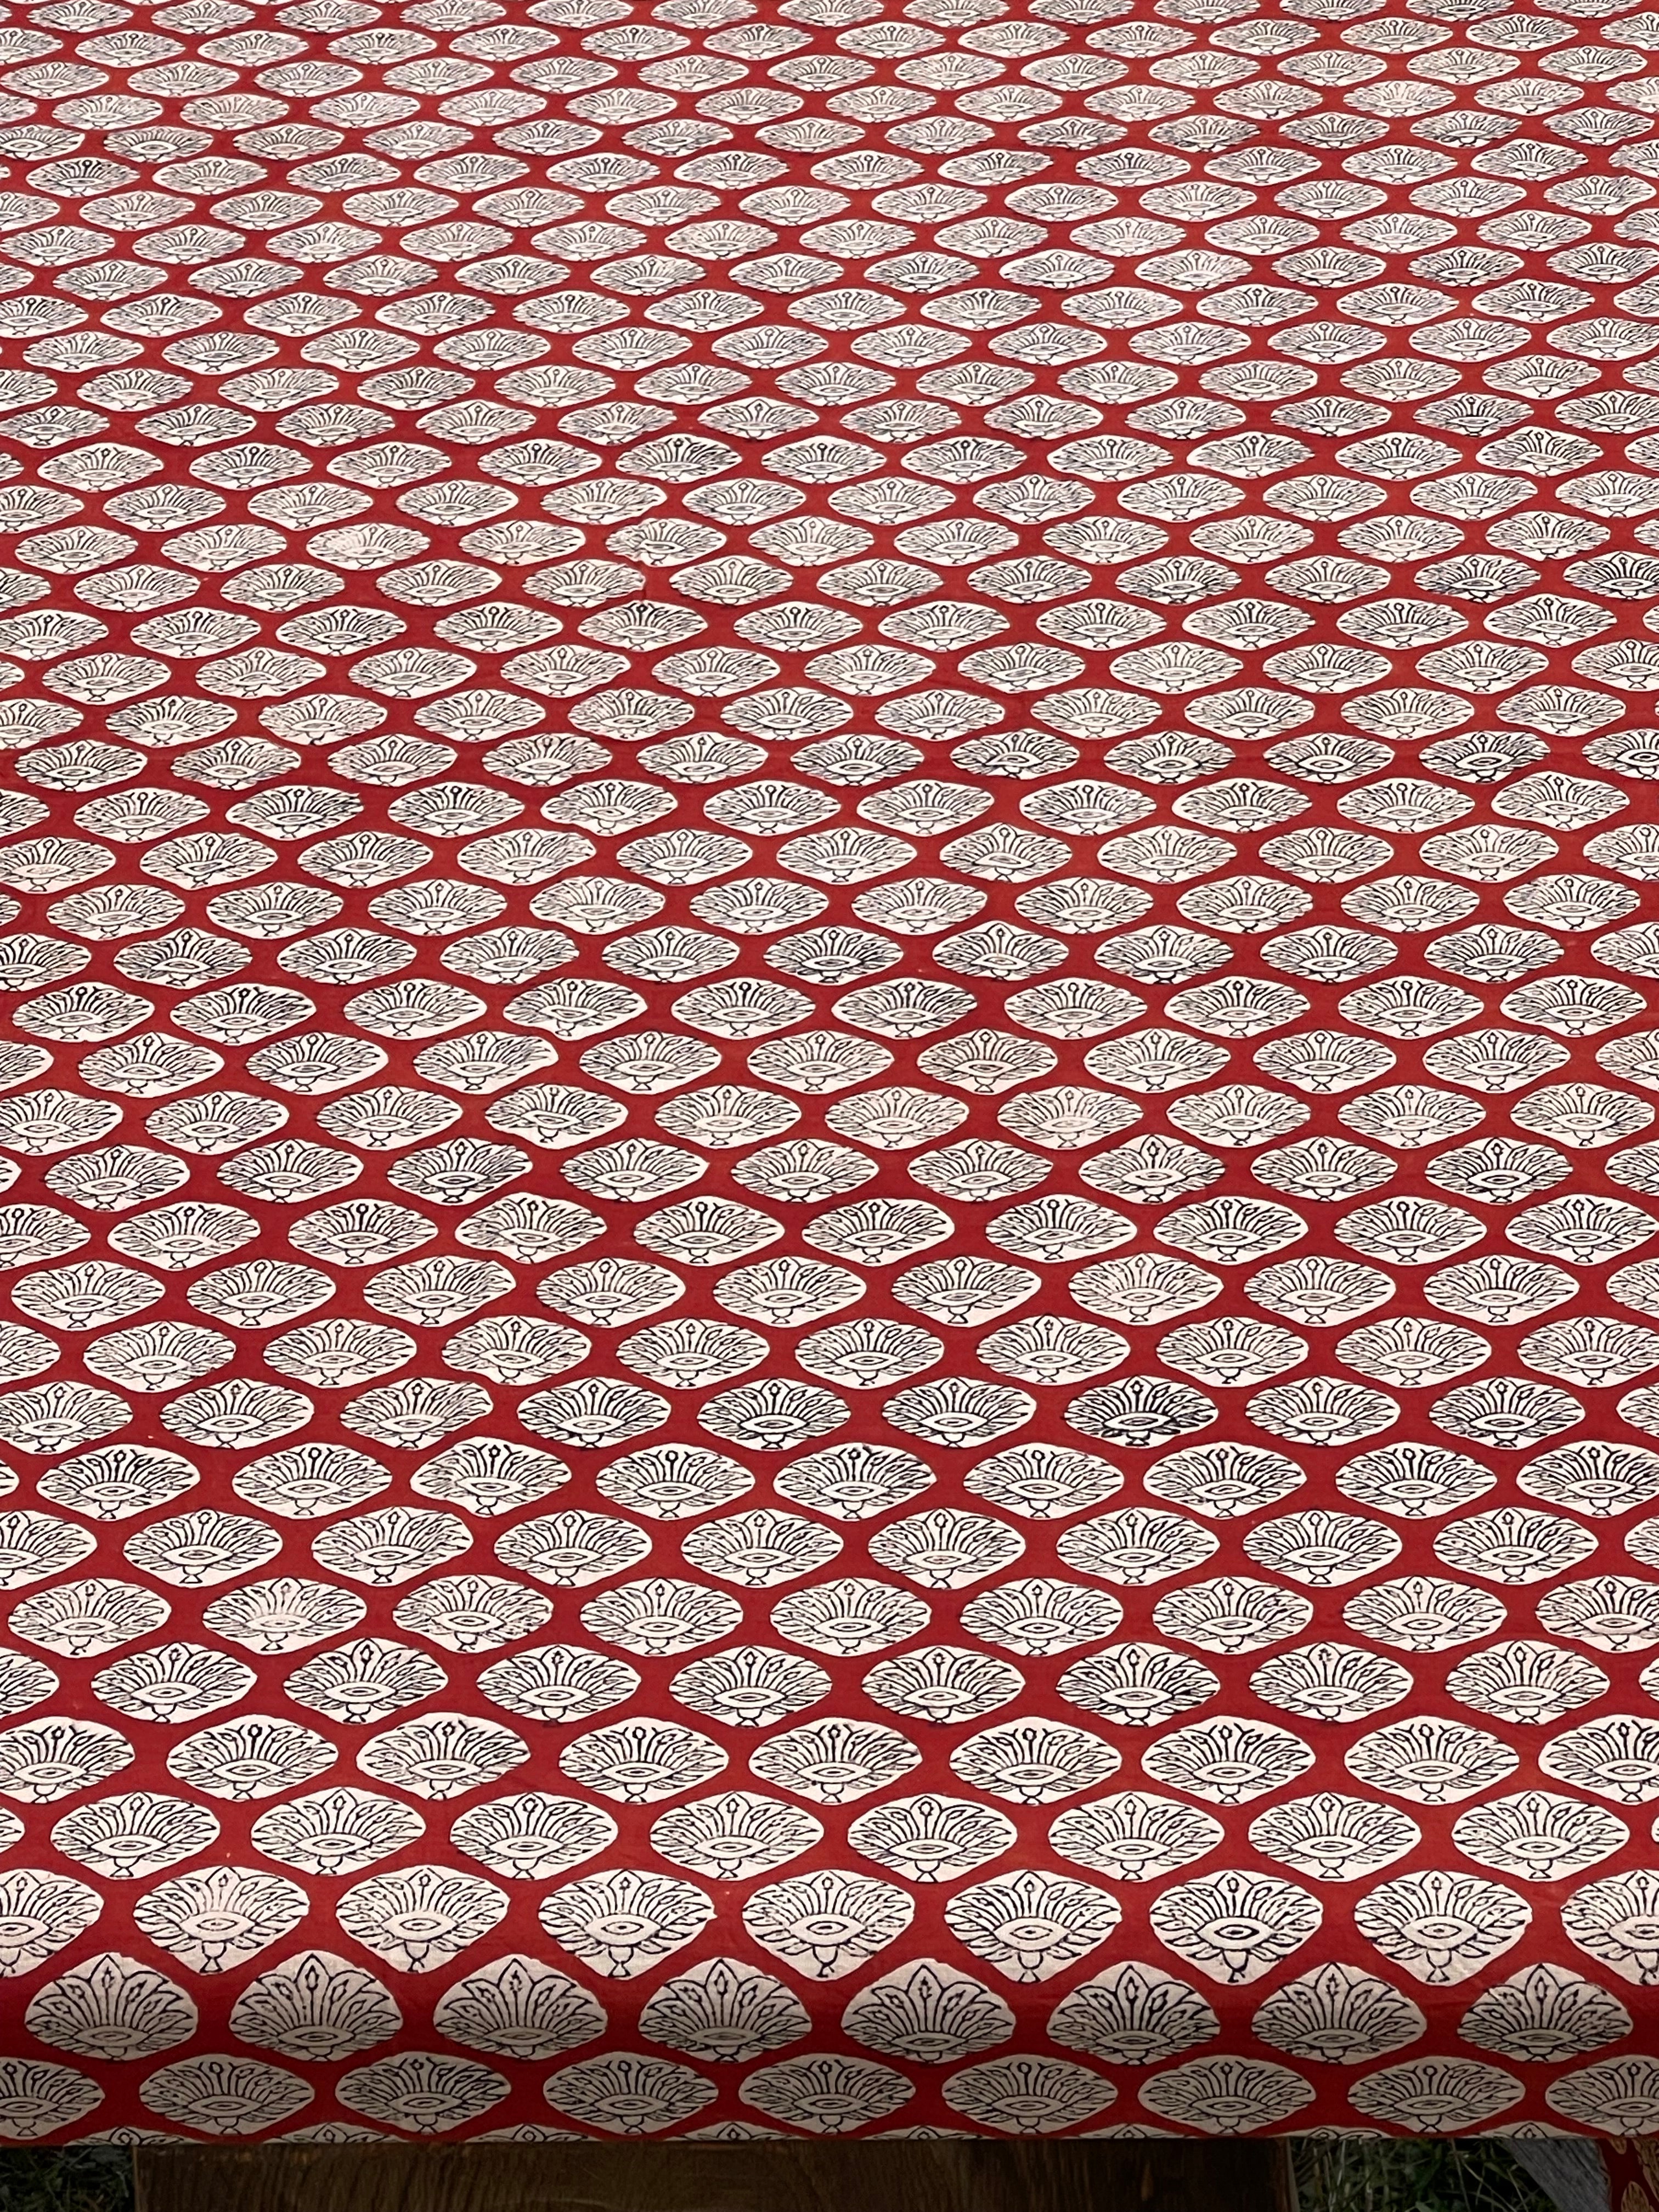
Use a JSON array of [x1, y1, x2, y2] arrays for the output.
[[1, 0, 1658, 2148]]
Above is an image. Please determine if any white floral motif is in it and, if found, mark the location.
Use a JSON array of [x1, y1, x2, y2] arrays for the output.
[[25, 1955, 196, 2063], [228, 1953, 402, 2063], [336, 2053, 510, 2135], [432, 1957, 608, 2063], [0, 0, 1651, 2144], [134, 1868, 308, 1977], [544, 2053, 716, 2136]]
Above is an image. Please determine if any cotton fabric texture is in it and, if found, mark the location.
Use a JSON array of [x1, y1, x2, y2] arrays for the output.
[[0, 0, 1658, 2148]]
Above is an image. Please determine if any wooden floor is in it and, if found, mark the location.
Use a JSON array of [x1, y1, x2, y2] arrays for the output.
[[134, 2140, 1296, 2212]]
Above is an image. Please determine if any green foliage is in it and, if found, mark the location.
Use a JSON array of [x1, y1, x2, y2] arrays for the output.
[[0, 2150, 132, 2212], [1295, 2137, 1562, 2212]]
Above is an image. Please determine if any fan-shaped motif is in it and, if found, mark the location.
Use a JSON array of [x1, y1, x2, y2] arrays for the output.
[[0, 0, 1654, 2145]]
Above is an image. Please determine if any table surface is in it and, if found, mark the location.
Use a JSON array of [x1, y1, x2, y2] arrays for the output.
[[129, 2139, 1299, 2212]]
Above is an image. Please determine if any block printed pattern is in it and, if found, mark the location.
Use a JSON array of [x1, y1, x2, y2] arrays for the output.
[[1, 0, 1659, 2144]]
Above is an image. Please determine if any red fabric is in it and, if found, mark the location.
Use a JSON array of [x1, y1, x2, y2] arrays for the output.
[[2, 0, 1659, 2147], [1602, 2141, 1648, 2210]]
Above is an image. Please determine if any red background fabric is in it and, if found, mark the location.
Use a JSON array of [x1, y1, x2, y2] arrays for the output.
[[2, 0, 1659, 2145]]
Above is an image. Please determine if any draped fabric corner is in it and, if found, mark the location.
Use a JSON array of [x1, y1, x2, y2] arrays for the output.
[[1, 0, 1658, 2147]]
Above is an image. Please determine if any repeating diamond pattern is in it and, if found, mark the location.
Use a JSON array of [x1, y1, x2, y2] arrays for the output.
[[2, 0, 1659, 2146]]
